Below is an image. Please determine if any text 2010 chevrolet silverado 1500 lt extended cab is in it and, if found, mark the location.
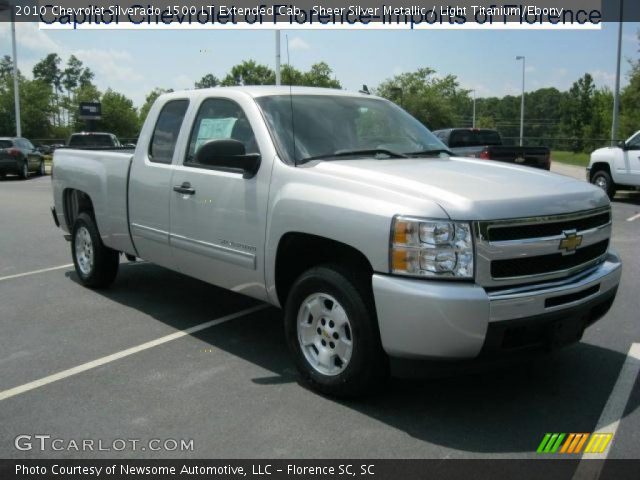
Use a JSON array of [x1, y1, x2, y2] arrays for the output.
[[51, 87, 622, 396]]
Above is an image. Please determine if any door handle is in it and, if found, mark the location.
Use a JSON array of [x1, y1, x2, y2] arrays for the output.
[[173, 182, 196, 195]]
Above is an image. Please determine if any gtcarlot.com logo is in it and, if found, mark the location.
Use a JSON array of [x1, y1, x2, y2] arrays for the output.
[[536, 433, 613, 454], [14, 435, 194, 452]]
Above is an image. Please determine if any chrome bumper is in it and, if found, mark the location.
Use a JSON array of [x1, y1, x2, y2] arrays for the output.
[[372, 251, 621, 359]]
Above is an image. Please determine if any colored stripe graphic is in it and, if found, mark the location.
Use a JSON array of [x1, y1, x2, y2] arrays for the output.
[[537, 433, 613, 454], [585, 433, 613, 454], [537, 433, 565, 453]]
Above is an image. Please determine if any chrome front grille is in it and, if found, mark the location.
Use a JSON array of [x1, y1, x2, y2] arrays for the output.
[[474, 207, 612, 288]]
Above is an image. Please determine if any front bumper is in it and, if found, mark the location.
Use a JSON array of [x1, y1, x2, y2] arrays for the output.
[[372, 252, 622, 359]]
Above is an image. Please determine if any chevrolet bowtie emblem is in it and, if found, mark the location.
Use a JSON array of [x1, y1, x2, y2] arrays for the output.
[[559, 231, 583, 254]]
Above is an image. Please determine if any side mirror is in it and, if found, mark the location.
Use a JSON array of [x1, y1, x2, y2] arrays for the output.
[[194, 139, 261, 179], [617, 140, 627, 150]]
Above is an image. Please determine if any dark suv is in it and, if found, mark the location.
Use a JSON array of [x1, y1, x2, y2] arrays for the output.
[[0, 137, 46, 180]]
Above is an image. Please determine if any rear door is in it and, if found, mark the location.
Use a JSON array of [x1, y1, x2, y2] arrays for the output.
[[128, 99, 189, 269], [169, 95, 271, 301]]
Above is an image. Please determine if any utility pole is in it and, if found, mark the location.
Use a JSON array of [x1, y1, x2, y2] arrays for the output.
[[11, 3, 22, 137], [611, 0, 623, 146], [471, 89, 476, 128], [275, 30, 281, 86], [516, 56, 525, 146]]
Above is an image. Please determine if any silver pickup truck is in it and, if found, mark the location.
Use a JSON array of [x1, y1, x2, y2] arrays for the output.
[[51, 87, 622, 396]]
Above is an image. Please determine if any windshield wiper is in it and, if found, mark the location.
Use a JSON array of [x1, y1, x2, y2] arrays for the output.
[[405, 148, 453, 157], [299, 148, 408, 164]]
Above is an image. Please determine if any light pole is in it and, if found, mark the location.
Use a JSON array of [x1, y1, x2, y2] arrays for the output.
[[470, 89, 476, 128], [516, 56, 525, 146], [275, 30, 281, 86], [611, 1, 623, 145], [9, 2, 21, 137]]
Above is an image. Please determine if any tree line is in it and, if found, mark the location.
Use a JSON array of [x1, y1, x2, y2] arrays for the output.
[[0, 37, 638, 151]]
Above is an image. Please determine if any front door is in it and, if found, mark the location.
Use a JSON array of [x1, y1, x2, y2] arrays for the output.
[[169, 96, 270, 301]]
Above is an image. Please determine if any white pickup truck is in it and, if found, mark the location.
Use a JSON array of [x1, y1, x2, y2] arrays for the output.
[[588, 130, 640, 198], [51, 87, 622, 396]]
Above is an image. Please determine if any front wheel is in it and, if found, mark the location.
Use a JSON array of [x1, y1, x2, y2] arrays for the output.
[[284, 265, 387, 397], [591, 170, 616, 199], [71, 212, 119, 288]]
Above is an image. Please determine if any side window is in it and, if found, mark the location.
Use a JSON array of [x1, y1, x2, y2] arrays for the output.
[[185, 98, 258, 165], [149, 100, 189, 164], [627, 132, 640, 150]]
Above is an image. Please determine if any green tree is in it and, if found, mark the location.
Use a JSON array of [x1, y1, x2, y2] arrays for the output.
[[221, 60, 275, 86], [33, 53, 62, 127], [620, 32, 640, 139], [376, 68, 467, 129], [562, 73, 596, 151], [194, 74, 219, 89], [99, 89, 139, 138]]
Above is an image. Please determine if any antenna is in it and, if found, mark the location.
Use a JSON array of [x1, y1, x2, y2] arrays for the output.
[[286, 34, 297, 167]]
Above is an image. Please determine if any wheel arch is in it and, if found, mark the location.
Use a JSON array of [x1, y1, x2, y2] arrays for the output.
[[63, 188, 96, 231], [274, 232, 374, 308]]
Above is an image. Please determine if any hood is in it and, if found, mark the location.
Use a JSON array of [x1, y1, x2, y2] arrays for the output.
[[311, 157, 608, 220]]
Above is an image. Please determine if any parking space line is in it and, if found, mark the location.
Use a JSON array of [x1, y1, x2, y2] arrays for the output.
[[0, 304, 268, 402], [572, 343, 640, 479], [626, 213, 640, 222], [0, 264, 74, 282]]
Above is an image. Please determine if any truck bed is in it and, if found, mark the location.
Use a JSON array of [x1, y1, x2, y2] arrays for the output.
[[52, 148, 136, 254]]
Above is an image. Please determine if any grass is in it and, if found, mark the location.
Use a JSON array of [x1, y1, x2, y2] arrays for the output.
[[551, 151, 590, 167]]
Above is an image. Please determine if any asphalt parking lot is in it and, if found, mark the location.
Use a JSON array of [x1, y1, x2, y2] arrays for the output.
[[0, 167, 639, 460]]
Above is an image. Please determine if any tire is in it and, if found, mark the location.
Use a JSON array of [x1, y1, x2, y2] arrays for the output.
[[39, 160, 46, 176], [71, 212, 119, 288], [591, 170, 616, 200], [20, 162, 28, 180], [284, 264, 388, 397]]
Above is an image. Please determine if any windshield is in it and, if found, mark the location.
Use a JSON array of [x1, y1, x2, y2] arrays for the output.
[[449, 129, 502, 148], [0, 140, 13, 149], [255, 95, 447, 164]]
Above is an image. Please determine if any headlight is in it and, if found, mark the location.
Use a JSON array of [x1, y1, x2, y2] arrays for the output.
[[391, 216, 474, 279]]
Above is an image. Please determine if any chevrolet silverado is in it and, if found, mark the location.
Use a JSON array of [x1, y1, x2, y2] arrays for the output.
[[51, 87, 621, 396]]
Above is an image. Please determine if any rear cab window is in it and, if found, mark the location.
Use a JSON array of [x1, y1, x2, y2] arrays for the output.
[[449, 130, 502, 148], [149, 100, 190, 164]]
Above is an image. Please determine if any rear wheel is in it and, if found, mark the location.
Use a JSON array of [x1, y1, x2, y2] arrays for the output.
[[71, 212, 119, 288], [284, 265, 387, 397], [591, 170, 616, 199], [20, 162, 28, 180], [39, 160, 46, 176]]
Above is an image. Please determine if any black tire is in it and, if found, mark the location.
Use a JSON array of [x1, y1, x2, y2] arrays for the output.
[[71, 212, 119, 288], [284, 264, 388, 397], [39, 160, 46, 176], [20, 162, 28, 180], [591, 169, 616, 200]]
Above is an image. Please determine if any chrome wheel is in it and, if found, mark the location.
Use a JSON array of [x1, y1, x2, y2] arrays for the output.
[[297, 293, 353, 376], [594, 175, 607, 191], [75, 226, 94, 276]]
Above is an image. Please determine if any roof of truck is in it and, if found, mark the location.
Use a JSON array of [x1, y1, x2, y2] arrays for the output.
[[162, 86, 381, 99]]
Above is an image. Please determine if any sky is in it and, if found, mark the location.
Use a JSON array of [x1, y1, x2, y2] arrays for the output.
[[0, 23, 639, 108]]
